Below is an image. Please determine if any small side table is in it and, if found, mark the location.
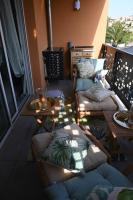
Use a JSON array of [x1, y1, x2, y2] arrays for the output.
[[103, 111, 133, 158], [103, 111, 133, 139], [21, 97, 61, 133]]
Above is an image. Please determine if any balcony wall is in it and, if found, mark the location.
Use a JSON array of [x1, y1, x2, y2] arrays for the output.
[[52, 0, 109, 77], [100, 44, 133, 109], [23, 0, 48, 90], [23, 0, 109, 84]]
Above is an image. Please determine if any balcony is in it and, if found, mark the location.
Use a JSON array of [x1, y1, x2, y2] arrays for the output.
[[0, 0, 133, 199]]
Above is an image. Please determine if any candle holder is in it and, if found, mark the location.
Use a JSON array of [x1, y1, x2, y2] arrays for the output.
[[35, 87, 48, 111], [28, 87, 47, 111]]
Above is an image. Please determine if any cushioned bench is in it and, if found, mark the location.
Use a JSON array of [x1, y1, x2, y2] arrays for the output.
[[72, 60, 119, 123]]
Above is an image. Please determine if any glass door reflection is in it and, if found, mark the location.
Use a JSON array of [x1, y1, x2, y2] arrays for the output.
[[0, 24, 17, 118], [0, 83, 11, 141]]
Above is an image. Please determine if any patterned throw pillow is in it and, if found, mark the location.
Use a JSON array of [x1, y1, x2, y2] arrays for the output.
[[77, 61, 95, 78], [41, 132, 90, 172], [77, 58, 105, 79]]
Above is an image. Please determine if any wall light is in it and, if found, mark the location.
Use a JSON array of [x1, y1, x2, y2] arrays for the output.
[[74, 0, 80, 11]]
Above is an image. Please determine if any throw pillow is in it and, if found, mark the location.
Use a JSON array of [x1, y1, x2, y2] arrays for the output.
[[94, 58, 105, 73], [84, 86, 115, 102], [94, 70, 108, 83], [76, 78, 95, 91], [41, 132, 90, 172], [88, 58, 105, 73], [77, 58, 105, 78], [77, 61, 95, 78]]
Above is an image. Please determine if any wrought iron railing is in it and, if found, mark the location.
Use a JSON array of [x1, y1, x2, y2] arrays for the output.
[[100, 44, 133, 109]]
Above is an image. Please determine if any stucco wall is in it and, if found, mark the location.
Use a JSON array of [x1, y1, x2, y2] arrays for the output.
[[23, 0, 108, 81], [23, 0, 48, 90], [51, 0, 108, 77]]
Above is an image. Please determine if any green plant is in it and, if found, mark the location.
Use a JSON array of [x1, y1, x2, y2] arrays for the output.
[[118, 189, 133, 200], [106, 19, 133, 46], [90, 127, 105, 140]]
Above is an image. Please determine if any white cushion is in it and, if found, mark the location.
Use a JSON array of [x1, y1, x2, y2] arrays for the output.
[[77, 61, 95, 78], [84, 86, 115, 102], [77, 58, 105, 79], [78, 92, 118, 111], [93, 58, 105, 73]]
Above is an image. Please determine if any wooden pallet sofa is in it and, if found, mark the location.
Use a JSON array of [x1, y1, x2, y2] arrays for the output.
[[72, 58, 126, 123]]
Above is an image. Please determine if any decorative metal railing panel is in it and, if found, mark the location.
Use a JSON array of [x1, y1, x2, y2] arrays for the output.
[[100, 44, 133, 109], [100, 45, 117, 88]]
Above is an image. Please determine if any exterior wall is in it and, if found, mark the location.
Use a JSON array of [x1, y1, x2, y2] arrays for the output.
[[52, 0, 109, 77], [23, 0, 108, 81], [23, 0, 48, 90]]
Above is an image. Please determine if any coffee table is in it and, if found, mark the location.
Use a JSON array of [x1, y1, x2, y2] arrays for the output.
[[103, 111, 133, 157], [21, 97, 61, 132]]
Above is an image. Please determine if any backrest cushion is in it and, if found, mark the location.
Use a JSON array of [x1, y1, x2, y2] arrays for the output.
[[77, 58, 105, 79], [77, 61, 95, 78], [93, 58, 105, 73]]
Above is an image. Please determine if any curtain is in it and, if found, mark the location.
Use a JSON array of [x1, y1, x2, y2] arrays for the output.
[[14, 0, 33, 94], [0, 0, 24, 77], [14, 0, 27, 93]]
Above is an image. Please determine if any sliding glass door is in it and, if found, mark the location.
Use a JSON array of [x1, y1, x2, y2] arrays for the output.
[[0, 30, 17, 118], [0, 0, 33, 142], [0, 82, 11, 142]]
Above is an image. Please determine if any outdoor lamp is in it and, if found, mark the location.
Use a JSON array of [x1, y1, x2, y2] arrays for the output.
[[74, 0, 80, 10]]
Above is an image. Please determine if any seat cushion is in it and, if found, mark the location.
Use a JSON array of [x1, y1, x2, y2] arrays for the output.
[[46, 89, 64, 99], [32, 124, 107, 186], [77, 92, 118, 111], [48, 124, 107, 172], [44, 182, 70, 200], [76, 78, 104, 92], [76, 78, 95, 92], [44, 163, 133, 200], [41, 131, 90, 172]]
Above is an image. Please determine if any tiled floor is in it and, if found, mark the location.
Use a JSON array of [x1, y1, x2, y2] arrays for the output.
[[0, 116, 44, 199], [0, 80, 73, 199]]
